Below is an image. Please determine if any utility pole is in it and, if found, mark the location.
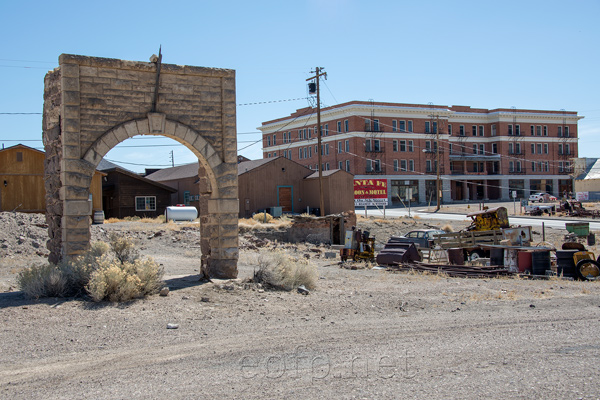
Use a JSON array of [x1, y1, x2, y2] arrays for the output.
[[436, 115, 441, 211], [306, 67, 327, 216]]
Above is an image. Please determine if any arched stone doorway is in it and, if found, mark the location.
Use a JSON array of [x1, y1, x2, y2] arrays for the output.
[[42, 54, 238, 278]]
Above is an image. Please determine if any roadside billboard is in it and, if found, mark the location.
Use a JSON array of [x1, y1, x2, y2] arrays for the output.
[[354, 179, 388, 206]]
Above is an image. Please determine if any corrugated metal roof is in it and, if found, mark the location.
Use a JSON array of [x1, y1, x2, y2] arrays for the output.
[[237, 158, 277, 175], [305, 169, 347, 179], [97, 159, 122, 171], [582, 158, 600, 180], [145, 162, 199, 181]]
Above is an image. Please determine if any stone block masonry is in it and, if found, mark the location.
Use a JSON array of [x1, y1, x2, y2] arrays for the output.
[[43, 54, 239, 278]]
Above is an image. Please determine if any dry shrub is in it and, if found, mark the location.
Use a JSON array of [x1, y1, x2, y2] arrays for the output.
[[253, 212, 273, 223], [105, 218, 121, 224], [140, 215, 165, 223], [17, 264, 68, 299], [17, 237, 162, 302], [441, 224, 454, 233], [86, 257, 163, 302], [253, 251, 317, 291], [109, 233, 139, 263]]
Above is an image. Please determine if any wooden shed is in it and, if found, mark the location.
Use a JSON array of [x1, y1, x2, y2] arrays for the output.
[[302, 169, 355, 215], [98, 160, 177, 219], [0, 144, 103, 213]]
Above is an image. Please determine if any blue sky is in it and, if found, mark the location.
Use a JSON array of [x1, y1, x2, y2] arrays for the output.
[[1, 0, 599, 173]]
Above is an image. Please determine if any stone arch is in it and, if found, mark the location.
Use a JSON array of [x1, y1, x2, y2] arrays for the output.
[[83, 115, 221, 200], [42, 54, 239, 279]]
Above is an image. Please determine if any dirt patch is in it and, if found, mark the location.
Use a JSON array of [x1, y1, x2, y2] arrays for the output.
[[1, 212, 599, 398]]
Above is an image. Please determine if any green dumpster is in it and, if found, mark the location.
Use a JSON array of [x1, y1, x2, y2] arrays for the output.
[[565, 222, 589, 237]]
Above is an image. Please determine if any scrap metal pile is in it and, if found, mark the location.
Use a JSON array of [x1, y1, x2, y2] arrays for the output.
[[388, 262, 512, 278]]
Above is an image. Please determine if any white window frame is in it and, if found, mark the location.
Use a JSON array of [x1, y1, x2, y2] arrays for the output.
[[135, 196, 156, 212]]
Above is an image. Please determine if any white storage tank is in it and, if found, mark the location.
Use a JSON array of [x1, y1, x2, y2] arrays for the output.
[[165, 206, 198, 222]]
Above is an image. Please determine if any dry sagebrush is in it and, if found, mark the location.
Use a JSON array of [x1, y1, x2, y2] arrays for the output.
[[18, 237, 163, 302], [253, 251, 317, 291]]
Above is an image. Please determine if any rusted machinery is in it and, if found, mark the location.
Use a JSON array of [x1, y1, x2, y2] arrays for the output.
[[466, 206, 509, 231], [340, 228, 375, 262]]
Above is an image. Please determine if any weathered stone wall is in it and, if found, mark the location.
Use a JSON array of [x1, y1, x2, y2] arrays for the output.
[[43, 54, 239, 278]]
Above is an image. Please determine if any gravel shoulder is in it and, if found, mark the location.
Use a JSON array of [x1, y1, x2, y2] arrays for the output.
[[1, 212, 599, 399]]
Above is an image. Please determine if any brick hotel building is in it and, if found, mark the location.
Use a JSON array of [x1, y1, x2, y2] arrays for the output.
[[258, 101, 581, 205]]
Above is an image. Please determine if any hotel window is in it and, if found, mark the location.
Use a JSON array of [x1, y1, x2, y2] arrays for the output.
[[344, 120, 349, 132], [566, 144, 570, 155], [400, 140, 406, 152], [558, 126, 563, 137], [426, 160, 432, 172], [407, 121, 413, 132], [373, 139, 380, 152], [267, 136, 271, 146], [459, 125, 465, 136], [392, 120, 397, 132], [472, 125, 477, 136], [492, 143, 497, 154], [565, 126, 570, 137], [531, 162, 536, 172], [448, 124, 452, 135], [304, 148, 307, 159], [543, 126, 548, 136], [393, 140, 398, 152], [308, 128, 312, 138], [558, 143, 563, 155], [308, 146, 312, 158], [531, 125, 535, 135], [449, 143, 453, 154], [399, 120, 406, 132], [516, 161, 522, 172], [339, 161, 343, 170], [345, 140, 349, 152], [559, 161, 564, 172], [491, 124, 497, 136], [509, 161, 514, 172], [338, 142, 342, 153], [508, 124, 513, 136], [544, 143, 548, 154], [337, 121, 341, 134], [433, 121, 438, 133], [373, 119, 379, 132], [299, 148, 303, 159], [473, 144, 478, 154], [479, 144, 485, 154], [409, 160, 414, 171], [536, 125, 541, 136], [365, 139, 372, 152], [324, 124, 329, 136], [531, 144, 535, 154], [346, 160, 350, 172], [515, 125, 520, 136], [400, 160, 407, 171], [425, 141, 431, 151], [425, 121, 431, 133], [326, 163, 330, 170], [537, 143, 542, 154], [273, 134, 276, 145], [509, 143, 514, 154], [408, 140, 414, 152], [393, 159, 399, 172]]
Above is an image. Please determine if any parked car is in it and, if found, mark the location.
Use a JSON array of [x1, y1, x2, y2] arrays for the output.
[[394, 229, 445, 249], [529, 192, 554, 202]]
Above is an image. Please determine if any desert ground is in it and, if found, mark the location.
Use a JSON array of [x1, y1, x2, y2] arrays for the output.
[[1, 209, 599, 399]]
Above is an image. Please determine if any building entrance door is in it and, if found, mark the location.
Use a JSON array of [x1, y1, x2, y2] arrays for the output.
[[278, 186, 292, 212]]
